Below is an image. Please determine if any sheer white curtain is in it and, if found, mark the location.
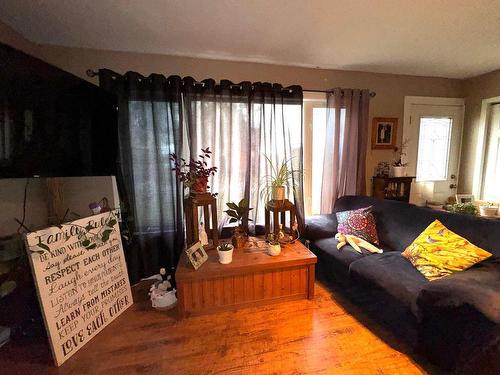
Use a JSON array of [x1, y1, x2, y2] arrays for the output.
[[184, 79, 304, 233], [320, 88, 370, 213]]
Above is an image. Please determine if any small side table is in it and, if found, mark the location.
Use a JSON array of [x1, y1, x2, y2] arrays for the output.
[[184, 193, 219, 249]]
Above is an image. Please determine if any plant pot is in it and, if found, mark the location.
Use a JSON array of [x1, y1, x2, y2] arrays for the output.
[[191, 177, 208, 194], [267, 242, 281, 256], [390, 166, 407, 177], [479, 205, 498, 217], [232, 232, 247, 249], [217, 244, 234, 264], [272, 186, 286, 201]]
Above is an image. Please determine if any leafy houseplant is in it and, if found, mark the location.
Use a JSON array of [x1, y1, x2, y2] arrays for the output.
[[260, 156, 302, 202], [170, 147, 217, 194], [445, 202, 478, 216], [217, 243, 234, 264], [224, 199, 253, 248]]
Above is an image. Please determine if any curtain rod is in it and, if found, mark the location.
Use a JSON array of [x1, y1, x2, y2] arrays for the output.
[[86, 70, 376, 97], [304, 89, 376, 98]]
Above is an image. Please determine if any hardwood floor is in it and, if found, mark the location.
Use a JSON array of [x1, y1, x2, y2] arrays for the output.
[[1, 281, 439, 375]]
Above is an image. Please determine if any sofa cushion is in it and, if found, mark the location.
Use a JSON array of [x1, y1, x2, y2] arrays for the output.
[[312, 237, 367, 267], [402, 220, 492, 281], [417, 259, 500, 324], [305, 214, 338, 240], [336, 206, 379, 244], [349, 252, 428, 315]]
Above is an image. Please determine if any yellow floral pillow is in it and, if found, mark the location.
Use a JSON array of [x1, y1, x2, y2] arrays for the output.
[[402, 220, 492, 281]]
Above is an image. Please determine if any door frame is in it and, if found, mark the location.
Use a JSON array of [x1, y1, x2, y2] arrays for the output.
[[403, 96, 465, 187], [472, 95, 500, 199]]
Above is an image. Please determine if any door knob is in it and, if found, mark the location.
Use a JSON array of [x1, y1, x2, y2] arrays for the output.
[[450, 174, 456, 179], [449, 183, 457, 189]]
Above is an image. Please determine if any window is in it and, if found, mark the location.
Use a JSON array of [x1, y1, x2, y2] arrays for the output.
[[416, 117, 453, 182], [303, 93, 346, 216], [482, 103, 500, 201]]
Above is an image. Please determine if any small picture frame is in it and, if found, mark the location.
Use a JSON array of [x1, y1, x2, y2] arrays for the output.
[[185, 241, 208, 270], [372, 117, 398, 149], [456, 194, 475, 204]]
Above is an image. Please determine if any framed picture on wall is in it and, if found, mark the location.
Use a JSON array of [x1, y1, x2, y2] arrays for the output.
[[371, 117, 398, 149]]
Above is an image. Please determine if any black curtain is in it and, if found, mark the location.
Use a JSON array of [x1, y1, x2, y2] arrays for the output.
[[99, 70, 184, 282]]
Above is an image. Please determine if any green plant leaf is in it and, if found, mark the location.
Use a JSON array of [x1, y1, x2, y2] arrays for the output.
[[108, 219, 117, 227], [226, 202, 239, 211], [224, 210, 239, 219], [238, 199, 248, 208], [81, 239, 91, 247], [86, 244, 97, 250], [0, 280, 16, 298], [85, 224, 94, 231]]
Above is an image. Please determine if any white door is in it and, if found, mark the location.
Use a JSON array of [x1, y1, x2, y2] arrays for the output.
[[403, 97, 464, 205]]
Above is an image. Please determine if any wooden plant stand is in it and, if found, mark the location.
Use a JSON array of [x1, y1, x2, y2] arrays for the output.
[[264, 199, 297, 238], [184, 193, 219, 249]]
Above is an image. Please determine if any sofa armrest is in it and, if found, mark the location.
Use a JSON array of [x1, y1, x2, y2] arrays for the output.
[[304, 214, 337, 240]]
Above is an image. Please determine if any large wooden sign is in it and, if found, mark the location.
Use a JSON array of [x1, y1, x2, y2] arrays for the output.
[[24, 211, 133, 366]]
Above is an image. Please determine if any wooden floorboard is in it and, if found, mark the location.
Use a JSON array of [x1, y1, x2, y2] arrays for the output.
[[1, 281, 442, 375]]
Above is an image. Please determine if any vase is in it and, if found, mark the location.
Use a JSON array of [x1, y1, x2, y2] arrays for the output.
[[217, 244, 234, 264], [390, 166, 407, 177], [272, 186, 286, 201]]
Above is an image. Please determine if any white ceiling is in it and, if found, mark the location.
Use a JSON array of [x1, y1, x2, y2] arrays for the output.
[[1, 0, 500, 79]]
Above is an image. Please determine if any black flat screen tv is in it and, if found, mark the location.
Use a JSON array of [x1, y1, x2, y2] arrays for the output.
[[0, 43, 117, 178]]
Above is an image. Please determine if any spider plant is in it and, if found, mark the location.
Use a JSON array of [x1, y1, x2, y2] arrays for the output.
[[259, 155, 302, 202]]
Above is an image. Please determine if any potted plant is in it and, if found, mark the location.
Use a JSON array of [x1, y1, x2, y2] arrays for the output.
[[224, 199, 253, 248], [267, 234, 281, 256], [390, 140, 408, 177], [479, 202, 498, 217], [260, 156, 302, 202], [445, 202, 478, 216], [217, 243, 234, 264], [170, 147, 217, 195]]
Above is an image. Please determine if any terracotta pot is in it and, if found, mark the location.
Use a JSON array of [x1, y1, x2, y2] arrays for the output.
[[272, 186, 286, 201], [191, 177, 208, 193], [231, 229, 247, 249]]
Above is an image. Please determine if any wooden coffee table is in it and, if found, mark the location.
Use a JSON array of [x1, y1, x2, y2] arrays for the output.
[[176, 237, 317, 318]]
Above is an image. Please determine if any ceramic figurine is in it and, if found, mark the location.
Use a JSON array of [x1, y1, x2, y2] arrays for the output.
[[199, 222, 209, 246]]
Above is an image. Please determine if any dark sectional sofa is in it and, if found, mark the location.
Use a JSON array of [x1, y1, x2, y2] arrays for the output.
[[304, 195, 500, 372]]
